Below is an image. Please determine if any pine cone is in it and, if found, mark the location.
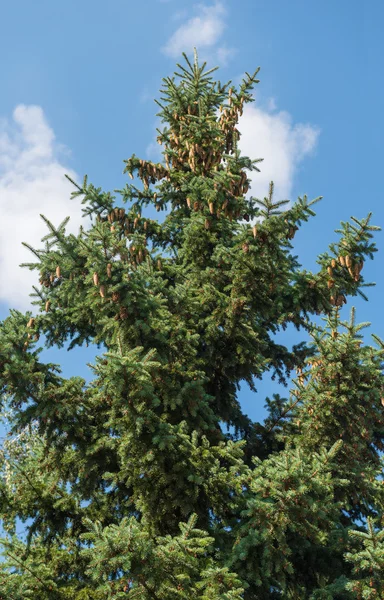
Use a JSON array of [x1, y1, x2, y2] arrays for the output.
[[93, 272, 99, 286], [56, 266, 61, 278], [287, 226, 298, 240], [99, 285, 106, 298], [120, 307, 128, 320], [107, 264, 112, 278]]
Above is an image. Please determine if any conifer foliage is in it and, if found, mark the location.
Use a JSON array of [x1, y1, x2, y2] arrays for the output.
[[0, 52, 383, 599]]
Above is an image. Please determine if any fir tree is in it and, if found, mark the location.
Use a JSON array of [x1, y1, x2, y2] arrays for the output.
[[0, 51, 383, 599]]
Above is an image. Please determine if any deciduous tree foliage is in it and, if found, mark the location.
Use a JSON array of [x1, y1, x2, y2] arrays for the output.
[[0, 52, 383, 599]]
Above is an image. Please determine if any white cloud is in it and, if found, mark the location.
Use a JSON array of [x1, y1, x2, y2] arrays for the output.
[[238, 103, 320, 201], [162, 2, 228, 60], [216, 44, 236, 67], [0, 105, 85, 310]]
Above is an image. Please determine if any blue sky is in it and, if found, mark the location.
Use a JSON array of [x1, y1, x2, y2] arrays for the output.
[[0, 0, 383, 429]]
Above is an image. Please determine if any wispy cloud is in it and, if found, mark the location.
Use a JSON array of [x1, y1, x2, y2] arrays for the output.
[[0, 105, 85, 310], [162, 2, 234, 65], [238, 102, 320, 201]]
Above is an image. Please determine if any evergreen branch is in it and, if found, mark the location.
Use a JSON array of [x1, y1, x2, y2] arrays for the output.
[[21, 242, 43, 260], [265, 396, 301, 434], [5, 550, 56, 595], [139, 577, 161, 600], [65, 173, 85, 192]]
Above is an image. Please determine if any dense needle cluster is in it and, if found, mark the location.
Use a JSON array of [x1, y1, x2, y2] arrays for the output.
[[0, 52, 383, 599]]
